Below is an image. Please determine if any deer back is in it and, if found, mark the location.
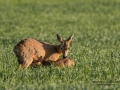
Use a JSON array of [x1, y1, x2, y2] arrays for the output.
[[13, 38, 61, 62]]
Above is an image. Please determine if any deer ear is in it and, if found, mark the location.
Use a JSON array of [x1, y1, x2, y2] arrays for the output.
[[57, 34, 63, 42], [66, 34, 74, 42]]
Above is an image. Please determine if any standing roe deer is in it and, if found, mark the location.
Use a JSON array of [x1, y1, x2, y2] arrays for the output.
[[13, 34, 74, 69]]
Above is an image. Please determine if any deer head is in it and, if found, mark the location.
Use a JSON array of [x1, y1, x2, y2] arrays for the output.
[[57, 34, 74, 58]]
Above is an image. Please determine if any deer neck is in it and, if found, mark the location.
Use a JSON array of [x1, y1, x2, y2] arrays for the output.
[[54, 44, 62, 54]]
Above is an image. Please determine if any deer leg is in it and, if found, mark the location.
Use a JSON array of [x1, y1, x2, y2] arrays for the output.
[[17, 59, 23, 69], [36, 56, 42, 65], [22, 58, 33, 69], [18, 64, 22, 69]]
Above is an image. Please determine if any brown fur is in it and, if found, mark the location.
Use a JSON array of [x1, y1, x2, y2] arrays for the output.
[[13, 34, 74, 69], [54, 58, 75, 67], [42, 58, 75, 67]]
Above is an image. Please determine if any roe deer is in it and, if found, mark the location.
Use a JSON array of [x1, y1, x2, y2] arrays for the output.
[[42, 58, 75, 68], [13, 34, 74, 69], [54, 58, 75, 67]]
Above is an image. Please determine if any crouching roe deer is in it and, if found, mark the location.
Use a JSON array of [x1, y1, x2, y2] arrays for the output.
[[13, 34, 74, 69], [42, 58, 75, 68]]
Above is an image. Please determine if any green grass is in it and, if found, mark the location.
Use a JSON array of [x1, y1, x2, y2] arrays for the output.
[[0, 0, 120, 89]]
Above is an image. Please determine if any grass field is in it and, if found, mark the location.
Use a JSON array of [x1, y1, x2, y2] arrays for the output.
[[0, 0, 120, 89]]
